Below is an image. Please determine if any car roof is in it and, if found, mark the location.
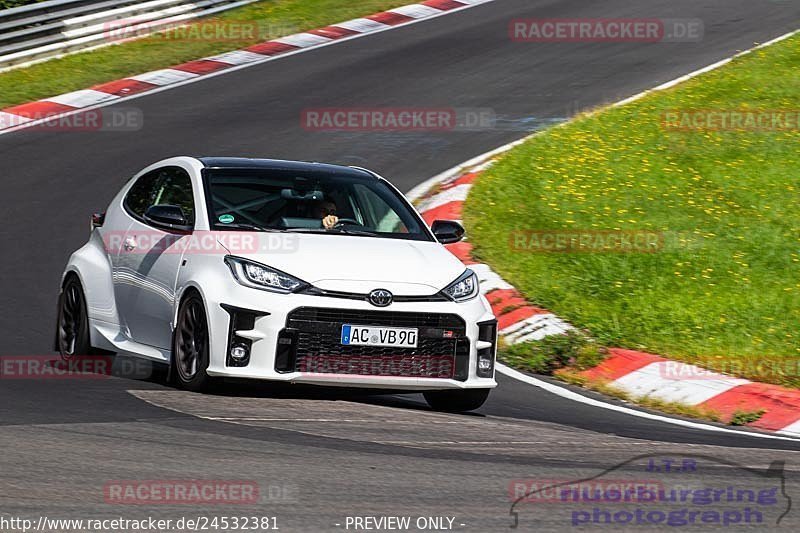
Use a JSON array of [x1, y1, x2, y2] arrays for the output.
[[197, 157, 376, 179]]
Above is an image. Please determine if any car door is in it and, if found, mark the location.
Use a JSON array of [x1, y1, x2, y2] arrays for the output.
[[114, 167, 195, 349]]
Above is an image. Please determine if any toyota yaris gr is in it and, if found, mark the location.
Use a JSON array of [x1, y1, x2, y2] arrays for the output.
[[57, 157, 498, 411]]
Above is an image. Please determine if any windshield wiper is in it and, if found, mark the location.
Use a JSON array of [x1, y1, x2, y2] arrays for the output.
[[283, 227, 379, 237], [333, 227, 379, 237], [217, 222, 285, 232]]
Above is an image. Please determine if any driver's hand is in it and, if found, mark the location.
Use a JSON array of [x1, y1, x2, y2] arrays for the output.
[[323, 215, 339, 229]]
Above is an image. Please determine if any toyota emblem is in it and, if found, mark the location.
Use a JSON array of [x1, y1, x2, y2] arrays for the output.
[[368, 289, 393, 307]]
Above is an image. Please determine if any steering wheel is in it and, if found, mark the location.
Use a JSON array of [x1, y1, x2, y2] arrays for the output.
[[333, 218, 363, 227]]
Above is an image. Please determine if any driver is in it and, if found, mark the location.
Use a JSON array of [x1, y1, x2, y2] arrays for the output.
[[311, 199, 338, 229]]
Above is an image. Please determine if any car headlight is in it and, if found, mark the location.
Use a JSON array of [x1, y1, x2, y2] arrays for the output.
[[225, 256, 308, 293], [442, 269, 479, 302]]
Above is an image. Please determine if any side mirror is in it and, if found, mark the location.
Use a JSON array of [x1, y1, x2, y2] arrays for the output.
[[91, 212, 105, 230], [431, 220, 465, 244], [144, 205, 192, 232]]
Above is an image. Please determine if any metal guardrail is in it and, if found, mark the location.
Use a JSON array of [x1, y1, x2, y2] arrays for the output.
[[0, 0, 258, 70]]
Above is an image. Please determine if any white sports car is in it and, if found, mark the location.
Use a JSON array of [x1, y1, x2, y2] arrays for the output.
[[57, 157, 497, 411]]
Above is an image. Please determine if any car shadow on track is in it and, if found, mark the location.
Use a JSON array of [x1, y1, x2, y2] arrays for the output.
[[211, 378, 485, 418], [102, 354, 486, 418]]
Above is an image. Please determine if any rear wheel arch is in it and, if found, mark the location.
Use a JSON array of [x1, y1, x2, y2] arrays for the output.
[[61, 269, 84, 293], [56, 274, 94, 358], [54, 272, 82, 351]]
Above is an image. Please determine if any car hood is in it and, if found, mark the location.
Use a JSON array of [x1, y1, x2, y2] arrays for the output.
[[220, 233, 466, 295]]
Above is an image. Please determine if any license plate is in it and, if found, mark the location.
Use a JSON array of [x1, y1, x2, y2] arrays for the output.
[[341, 324, 418, 348]]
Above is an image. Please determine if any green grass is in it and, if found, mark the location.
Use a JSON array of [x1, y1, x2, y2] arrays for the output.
[[0, 0, 408, 108], [729, 409, 766, 426], [0, 0, 43, 9], [558, 371, 724, 424], [500, 333, 723, 424], [498, 331, 605, 375], [466, 34, 800, 387]]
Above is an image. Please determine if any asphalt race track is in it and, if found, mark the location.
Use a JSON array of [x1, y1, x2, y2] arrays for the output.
[[1, 0, 800, 530]]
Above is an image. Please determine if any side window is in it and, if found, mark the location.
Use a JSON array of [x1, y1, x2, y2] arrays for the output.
[[352, 183, 411, 233], [153, 168, 195, 224], [124, 170, 160, 219], [124, 167, 195, 225]]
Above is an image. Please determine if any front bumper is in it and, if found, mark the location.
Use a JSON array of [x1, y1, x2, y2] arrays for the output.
[[201, 281, 498, 391]]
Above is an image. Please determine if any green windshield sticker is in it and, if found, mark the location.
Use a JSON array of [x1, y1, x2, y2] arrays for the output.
[[218, 214, 235, 224]]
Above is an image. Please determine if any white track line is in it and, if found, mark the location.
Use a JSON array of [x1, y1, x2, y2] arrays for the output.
[[778, 420, 800, 438], [0, 112, 33, 129], [415, 183, 472, 212], [205, 50, 266, 65], [390, 5, 442, 19], [405, 28, 799, 199], [497, 364, 800, 443], [44, 89, 120, 108], [0, 0, 501, 136], [614, 29, 800, 107], [612, 362, 749, 405], [273, 33, 333, 48], [130, 68, 198, 86], [413, 29, 800, 440], [333, 18, 391, 34]]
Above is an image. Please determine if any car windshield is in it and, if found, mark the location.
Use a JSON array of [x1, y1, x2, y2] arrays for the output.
[[203, 168, 432, 241]]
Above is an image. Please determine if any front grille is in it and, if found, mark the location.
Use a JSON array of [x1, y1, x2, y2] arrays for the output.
[[280, 307, 469, 380], [288, 308, 465, 329], [297, 354, 456, 379]]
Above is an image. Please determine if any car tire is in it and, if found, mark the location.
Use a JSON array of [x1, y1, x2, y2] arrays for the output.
[[423, 389, 491, 413], [56, 276, 94, 359], [172, 291, 212, 392]]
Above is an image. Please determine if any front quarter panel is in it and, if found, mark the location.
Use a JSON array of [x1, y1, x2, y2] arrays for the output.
[[174, 252, 234, 368]]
